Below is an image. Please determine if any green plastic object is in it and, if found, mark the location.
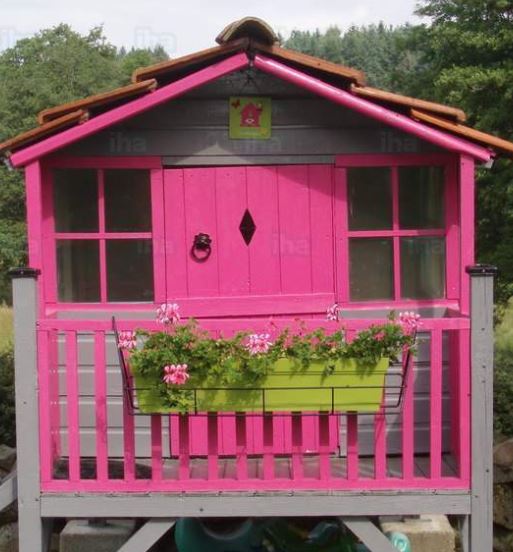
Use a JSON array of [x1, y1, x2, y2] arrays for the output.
[[133, 357, 389, 414], [386, 531, 412, 552], [262, 519, 356, 552], [174, 518, 264, 552]]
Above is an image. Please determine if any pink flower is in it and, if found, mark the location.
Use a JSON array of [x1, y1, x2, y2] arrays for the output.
[[246, 333, 272, 355], [374, 330, 385, 341], [398, 311, 422, 335], [118, 331, 137, 351], [326, 304, 340, 322], [163, 364, 189, 385], [156, 303, 180, 325]]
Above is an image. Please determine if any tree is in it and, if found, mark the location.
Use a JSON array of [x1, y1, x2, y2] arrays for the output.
[[0, 25, 168, 303], [402, 0, 513, 302], [284, 23, 420, 90]]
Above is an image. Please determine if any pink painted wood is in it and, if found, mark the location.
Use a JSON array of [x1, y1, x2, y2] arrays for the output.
[[401, 346, 415, 480], [37, 330, 53, 484], [254, 55, 491, 163], [151, 416, 163, 481], [11, 54, 249, 167], [346, 414, 359, 481], [459, 156, 475, 315], [178, 415, 190, 480], [374, 408, 387, 480], [94, 331, 108, 482], [457, 328, 471, 482], [65, 331, 80, 481], [430, 329, 443, 479]]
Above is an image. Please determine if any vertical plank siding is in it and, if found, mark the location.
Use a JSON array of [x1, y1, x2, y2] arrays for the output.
[[38, 317, 470, 492]]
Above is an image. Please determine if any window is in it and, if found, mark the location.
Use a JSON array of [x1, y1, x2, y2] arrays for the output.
[[346, 165, 446, 302], [53, 169, 154, 302]]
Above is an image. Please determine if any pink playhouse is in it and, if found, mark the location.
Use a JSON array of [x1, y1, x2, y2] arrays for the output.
[[1, 16, 512, 552]]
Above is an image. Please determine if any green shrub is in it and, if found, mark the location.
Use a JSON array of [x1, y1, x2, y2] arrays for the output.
[[0, 346, 15, 447], [495, 298, 513, 437]]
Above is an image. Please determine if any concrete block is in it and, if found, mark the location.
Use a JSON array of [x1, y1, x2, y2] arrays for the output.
[[60, 519, 136, 552], [379, 515, 455, 551], [0, 523, 18, 552]]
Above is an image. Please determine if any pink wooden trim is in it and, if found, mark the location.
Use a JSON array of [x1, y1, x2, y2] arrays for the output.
[[458, 328, 471, 482], [430, 329, 443, 479], [65, 331, 80, 481], [151, 169, 167, 303], [11, 54, 249, 167], [335, 153, 457, 168], [347, 229, 446, 238], [38, 316, 470, 332], [445, 161, 460, 300], [374, 408, 387, 480], [346, 414, 359, 481], [38, 330, 53, 483], [45, 156, 162, 169], [151, 416, 163, 481], [254, 55, 491, 162], [402, 349, 415, 480], [334, 168, 349, 303], [98, 171, 107, 303], [392, 167, 401, 299], [42, 476, 469, 493], [94, 332, 108, 482], [49, 330, 61, 459], [54, 232, 153, 240], [25, 162, 46, 312], [459, 156, 475, 315]]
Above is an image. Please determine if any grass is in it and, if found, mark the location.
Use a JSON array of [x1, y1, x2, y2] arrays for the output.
[[0, 306, 12, 352]]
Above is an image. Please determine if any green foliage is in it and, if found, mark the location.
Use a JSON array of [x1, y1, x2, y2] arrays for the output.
[[494, 298, 513, 436], [396, 1, 513, 303], [284, 23, 421, 90], [0, 346, 15, 447], [0, 25, 168, 303], [129, 318, 415, 412]]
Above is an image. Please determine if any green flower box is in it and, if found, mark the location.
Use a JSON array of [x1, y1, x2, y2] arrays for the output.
[[131, 357, 389, 414]]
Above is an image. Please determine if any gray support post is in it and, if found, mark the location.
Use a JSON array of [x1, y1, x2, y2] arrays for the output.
[[342, 518, 398, 552], [117, 519, 175, 552], [466, 264, 497, 552], [10, 268, 45, 552]]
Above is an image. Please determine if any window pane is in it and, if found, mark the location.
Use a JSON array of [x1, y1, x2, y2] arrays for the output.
[[54, 169, 98, 232], [105, 170, 151, 232], [399, 166, 445, 229], [349, 238, 393, 301], [57, 240, 100, 302], [106, 240, 154, 302], [401, 237, 445, 299], [348, 167, 392, 230]]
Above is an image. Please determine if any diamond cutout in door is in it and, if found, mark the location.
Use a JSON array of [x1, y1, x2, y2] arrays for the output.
[[239, 209, 256, 245]]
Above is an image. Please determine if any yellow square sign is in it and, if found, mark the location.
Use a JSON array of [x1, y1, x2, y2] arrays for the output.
[[229, 96, 272, 140]]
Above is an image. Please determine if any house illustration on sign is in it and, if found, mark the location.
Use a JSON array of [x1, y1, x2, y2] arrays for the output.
[[240, 101, 263, 127]]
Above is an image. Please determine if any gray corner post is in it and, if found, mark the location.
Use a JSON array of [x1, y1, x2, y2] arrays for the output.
[[466, 264, 497, 552], [10, 268, 48, 552]]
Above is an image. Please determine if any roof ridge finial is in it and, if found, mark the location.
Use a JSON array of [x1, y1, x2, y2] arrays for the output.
[[216, 16, 279, 46]]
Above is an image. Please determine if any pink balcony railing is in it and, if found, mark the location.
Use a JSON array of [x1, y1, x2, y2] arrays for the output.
[[37, 316, 470, 493]]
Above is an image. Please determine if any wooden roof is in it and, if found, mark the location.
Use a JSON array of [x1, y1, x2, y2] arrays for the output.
[[1, 17, 512, 160]]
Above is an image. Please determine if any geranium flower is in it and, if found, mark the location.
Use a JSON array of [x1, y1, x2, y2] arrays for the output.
[[374, 330, 385, 341], [398, 311, 422, 335], [156, 303, 180, 325], [246, 333, 272, 355], [163, 364, 189, 385], [118, 331, 137, 350], [326, 303, 340, 322]]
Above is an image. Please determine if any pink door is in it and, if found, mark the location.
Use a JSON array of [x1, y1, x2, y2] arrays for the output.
[[164, 165, 336, 313], [165, 165, 339, 455]]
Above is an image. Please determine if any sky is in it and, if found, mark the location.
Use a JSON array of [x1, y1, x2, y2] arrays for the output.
[[0, 0, 422, 56]]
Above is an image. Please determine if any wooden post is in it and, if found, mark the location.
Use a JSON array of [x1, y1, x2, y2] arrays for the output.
[[466, 264, 496, 552], [10, 268, 49, 552]]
